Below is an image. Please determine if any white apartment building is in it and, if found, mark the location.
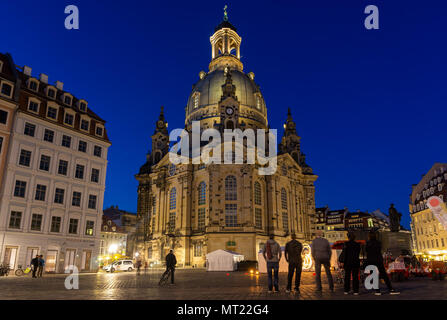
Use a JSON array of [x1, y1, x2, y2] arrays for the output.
[[0, 57, 111, 273]]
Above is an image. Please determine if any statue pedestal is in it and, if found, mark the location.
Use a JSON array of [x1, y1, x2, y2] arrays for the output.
[[378, 231, 412, 257]]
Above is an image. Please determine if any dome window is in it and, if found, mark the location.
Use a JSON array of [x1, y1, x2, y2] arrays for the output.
[[193, 93, 200, 109]]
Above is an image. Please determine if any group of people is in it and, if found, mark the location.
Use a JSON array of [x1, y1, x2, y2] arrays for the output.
[[262, 230, 400, 295], [30, 255, 45, 278]]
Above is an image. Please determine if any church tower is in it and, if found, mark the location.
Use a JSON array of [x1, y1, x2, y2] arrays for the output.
[[151, 106, 169, 165]]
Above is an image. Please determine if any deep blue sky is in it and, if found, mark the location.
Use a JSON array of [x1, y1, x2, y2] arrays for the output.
[[2, 0, 446, 228]]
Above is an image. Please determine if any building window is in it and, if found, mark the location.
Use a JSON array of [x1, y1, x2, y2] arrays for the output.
[[0, 110, 8, 124], [58, 160, 68, 175], [47, 106, 58, 119], [81, 119, 89, 131], [62, 135, 71, 148], [0, 137, 3, 153], [69, 218, 79, 234], [94, 146, 102, 157], [198, 208, 206, 230], [255, 208, 262, 229], [9, 211, 22, 229], [0, 82, 13, 97], [169, 211, 176, 232], [194, 243, 202, 257], [50, 216, 61, 232], [281, 164, 287, 176], [256, 95, 261, 110], [281, 188, 288, 210], [19, 149, 32, 167], [28, 100, 39, 113], [169, 188, 176, 210], [169, 164, 176, 176], [225, 203, 238, 227], [198, 182, 206, 205], [91, 168, 100, 183], [225, 176, 237, 200], [72, 191, 81, 207], [54, 188, 65, 204], [30, 214, 43, 231], [147, 246, 153, 259], [282, 212, 289, 231], [35, 184, 47, 201], [79, 102, 87, 112], [78, 141, 87, 153], [47, 88, 56, 99], [88, 195, 97, 209], [75, 164, 84, 179], [194, 93, 200, 109], [254, 182, 262, 205], [64, 113, 74, 126], [29, 80, 38, 91], [39, 155, 51, 171], [43, 129, 54, 143], [64, 95, 72, 105], [96, 126, 103, 136], [14, 180, 27, 198], [85, 221, 94, 236], [24, 122, 36, 137]]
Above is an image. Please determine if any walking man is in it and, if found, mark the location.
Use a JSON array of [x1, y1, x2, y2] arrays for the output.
[[37, 255, 45, 278], [285, 233, 303, 293], [311, 230, 334, 292], [365, 232, 400, 295], [339, 233, 361, 295], [262, 234, 282, 293], [30, 255, 39, 278], [165, 250, 177, 285]]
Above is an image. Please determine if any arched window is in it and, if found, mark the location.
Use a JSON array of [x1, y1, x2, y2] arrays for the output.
[[281, 188, 287, 210], [169, 188, 176, 210], [254, 182, 261, 205], [198, 182, 206, 205], [225, 176, 237, 200]]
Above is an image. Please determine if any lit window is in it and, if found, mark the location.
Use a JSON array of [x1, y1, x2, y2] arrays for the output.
[[169, 188, 176, 210], [85, 221, 94, 235], [194, 93, 200, 109]]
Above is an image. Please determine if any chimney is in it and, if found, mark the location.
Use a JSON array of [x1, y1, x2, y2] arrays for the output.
[[39, 74, 48, 84], [23, 66, 32, 76], [56, 81, 64, 90]]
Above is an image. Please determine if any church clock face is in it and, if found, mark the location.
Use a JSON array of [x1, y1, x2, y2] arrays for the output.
[[157, 120, 164, 128], [226, 107, 234, 115]]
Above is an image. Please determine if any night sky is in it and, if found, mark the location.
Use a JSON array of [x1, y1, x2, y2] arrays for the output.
[[1, 0, 446, 229]]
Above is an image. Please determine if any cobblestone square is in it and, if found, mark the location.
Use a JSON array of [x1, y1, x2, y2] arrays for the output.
[[0, 269, 445, 300]]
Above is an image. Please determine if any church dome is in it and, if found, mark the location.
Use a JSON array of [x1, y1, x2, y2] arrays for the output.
[[186, 69, 266, 114]]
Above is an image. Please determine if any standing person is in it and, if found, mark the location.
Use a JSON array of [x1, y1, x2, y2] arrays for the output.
[[165, 250, 177, 285], [37, 255, 45, 278], [365, 232, 400, 295], [30, 255, 39, 278], [262, 234, 282, 293], [285, 233, 303, 293], [339, 233, 361, 295], [136, 259, 142, 275], [144, 261, 148, 274], [311, 230, 334, 292]]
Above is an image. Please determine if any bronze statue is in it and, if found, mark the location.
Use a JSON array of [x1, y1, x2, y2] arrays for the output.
[[389, 203, 402, 232]]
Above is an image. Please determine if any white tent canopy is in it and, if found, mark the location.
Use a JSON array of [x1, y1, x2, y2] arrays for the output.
[[206, 249, 245, 271]]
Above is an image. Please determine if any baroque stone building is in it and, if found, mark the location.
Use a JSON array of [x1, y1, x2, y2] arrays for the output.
[[135, 17, 317, 267]]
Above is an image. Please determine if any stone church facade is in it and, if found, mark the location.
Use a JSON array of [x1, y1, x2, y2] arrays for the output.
[[135, 17, 317, 267]]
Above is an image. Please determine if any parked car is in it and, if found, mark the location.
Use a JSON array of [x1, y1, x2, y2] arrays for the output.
[[103, 260, 134, 273]]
